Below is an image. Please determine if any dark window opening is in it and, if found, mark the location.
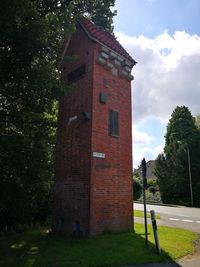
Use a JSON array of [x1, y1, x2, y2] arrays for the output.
[[99, 92, 107, 104], [109, 110, 119, 136], [58, 217, 65, 232], [68, 64, 86, 84]]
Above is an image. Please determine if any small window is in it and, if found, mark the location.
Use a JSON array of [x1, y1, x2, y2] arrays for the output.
[[99, 92, 107, 104], [68, 64, 86, 84], [109, 110, 119, 136]]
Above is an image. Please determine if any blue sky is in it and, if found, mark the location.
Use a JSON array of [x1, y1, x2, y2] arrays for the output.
[[113, 0, 200, 167], [114, 0, 200, 38]]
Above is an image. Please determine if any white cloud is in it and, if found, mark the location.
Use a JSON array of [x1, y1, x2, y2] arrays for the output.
[[117, 30, 200, 167], [133, 145, 163, 168], [116, 31, 200, 123], [133, 126, 154, 144]]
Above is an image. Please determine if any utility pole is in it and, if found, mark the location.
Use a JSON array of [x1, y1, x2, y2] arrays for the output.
[[177, 141, 194, 206], [187, 146, 193, 206]]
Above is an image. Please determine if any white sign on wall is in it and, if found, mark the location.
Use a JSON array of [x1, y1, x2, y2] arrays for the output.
[[68, 115, 77, 125], [92, 152, 106, 159]]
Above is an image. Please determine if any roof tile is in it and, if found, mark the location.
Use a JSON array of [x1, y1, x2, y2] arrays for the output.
[[79, 17, 135, 63]]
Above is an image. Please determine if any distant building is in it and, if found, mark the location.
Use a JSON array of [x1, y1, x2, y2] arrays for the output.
[[135, 160, 157, 180], [53, 17, 136, 236]]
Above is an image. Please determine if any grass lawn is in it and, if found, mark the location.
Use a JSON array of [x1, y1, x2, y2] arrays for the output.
[[134, 210, 161, 219], [0, 223, 197, 267]]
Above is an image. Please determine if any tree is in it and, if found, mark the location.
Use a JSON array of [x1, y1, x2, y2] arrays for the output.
[[0, 0, 116, 230], [155, 106, 200, 206], [147, 178, 159, 195], [133, 176, 142, 200], [87, 0, 117, 32]]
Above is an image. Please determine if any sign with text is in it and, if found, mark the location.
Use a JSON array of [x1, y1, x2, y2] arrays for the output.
[[92, 152, 105, 159], [68, 115, 77, 125]]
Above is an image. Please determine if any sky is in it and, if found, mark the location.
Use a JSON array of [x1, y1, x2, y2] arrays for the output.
[[113, 0, 200, 168]]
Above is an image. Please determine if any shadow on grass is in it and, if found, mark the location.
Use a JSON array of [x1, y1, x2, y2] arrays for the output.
[[0, 224, 183, 267]]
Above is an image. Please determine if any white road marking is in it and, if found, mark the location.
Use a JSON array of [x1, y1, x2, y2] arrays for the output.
[[169, 218, 180, 221], [168, 218, 200, 224]]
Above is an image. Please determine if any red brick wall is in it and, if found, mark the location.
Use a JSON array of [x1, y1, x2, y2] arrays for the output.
[[89, 46, 133, 235], [53, 23, 133, 236], [53, 24, 95, 235]]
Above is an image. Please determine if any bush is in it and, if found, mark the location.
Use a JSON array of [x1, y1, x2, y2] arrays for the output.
[[133, 177, 142, 200]]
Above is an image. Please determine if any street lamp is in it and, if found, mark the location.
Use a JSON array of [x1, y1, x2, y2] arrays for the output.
[[178, 141, 193, 206], [186, 145, 193, 206]]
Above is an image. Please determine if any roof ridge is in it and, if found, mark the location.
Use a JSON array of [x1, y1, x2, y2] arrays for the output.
[[79, 17, 136, 64]]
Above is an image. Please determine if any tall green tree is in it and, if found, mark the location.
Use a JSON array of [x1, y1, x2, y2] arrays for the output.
[[88, 0, 116, 32], [0, 0, 116, 230], [155, 106, 200, 206]]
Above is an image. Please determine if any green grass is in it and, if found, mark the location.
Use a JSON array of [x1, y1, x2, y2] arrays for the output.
[[134, 210, 161, 219], [0, 224, 197, 267]]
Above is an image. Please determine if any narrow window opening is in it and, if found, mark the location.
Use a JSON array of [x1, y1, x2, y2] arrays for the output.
[[73, 221, 82, 236], [109, 110, 119, 137], [68, 64, 86, 84], [58, 217, 65, 232]]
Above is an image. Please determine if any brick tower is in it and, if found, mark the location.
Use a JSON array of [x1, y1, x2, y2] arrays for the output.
[[53, 17, 136, 236]]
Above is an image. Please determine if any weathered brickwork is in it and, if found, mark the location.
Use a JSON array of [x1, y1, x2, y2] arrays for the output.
[[53, 20, 134, 236]]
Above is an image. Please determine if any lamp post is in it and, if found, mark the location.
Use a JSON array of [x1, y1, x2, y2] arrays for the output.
[[178, 141, 193, 206], [187, 145, 193, 206]]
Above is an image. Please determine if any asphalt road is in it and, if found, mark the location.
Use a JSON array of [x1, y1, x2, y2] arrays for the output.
[[134, 203, 200, 233]]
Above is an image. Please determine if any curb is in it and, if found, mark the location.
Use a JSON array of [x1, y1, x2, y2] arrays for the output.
[[134, 201, 179, 208]]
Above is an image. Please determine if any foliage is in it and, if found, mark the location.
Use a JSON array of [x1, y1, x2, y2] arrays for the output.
[[0, 224, 198, 266], [0, 0, 116, 231], [146, 178, 161, 202], [147, 178, 159, 195], [134, 210, 161, 219], [87, 0, 117, 32], [133, 168, 140, 178], [155, 106, 200, 206], [145, 190, 162, 203], [133, 169, 161, 202], [133, 176, 142, 200]]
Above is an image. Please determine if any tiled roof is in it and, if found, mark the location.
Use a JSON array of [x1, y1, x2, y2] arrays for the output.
[[79, 17, 136, 64]]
